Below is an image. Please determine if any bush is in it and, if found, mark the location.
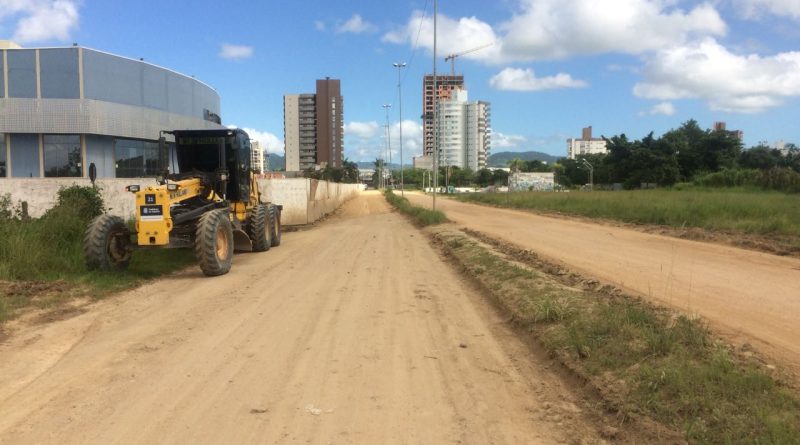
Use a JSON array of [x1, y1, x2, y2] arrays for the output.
[[694, 168, 800, 193], [43, 185, 105, 221], [0, 186, 105, 281]]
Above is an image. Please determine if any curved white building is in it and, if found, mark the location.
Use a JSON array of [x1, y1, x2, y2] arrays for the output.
[[0, 41, 222, 179]]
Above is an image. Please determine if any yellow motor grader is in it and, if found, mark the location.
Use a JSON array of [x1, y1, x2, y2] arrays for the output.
[[84, 128, 281, 276]]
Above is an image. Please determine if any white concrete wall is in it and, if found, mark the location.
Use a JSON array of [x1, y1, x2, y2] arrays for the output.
[[258, 178, 360, 225], [0, 178, 360, 226]]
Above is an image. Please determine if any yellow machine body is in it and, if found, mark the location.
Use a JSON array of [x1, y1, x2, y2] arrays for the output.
[[133, 178, 206, 246]]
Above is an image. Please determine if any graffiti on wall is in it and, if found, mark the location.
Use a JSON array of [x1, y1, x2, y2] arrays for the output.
[[509, 172, 554, 192]]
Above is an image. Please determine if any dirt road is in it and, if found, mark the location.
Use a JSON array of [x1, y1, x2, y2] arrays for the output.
[[0, 192, 601, 444], [406, 192, 800, 374]]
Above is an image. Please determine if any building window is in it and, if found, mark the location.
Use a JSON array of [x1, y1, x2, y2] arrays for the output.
[[0, 134, 6, 177], [43, 135, 82, 177], [114, 138, 166, 178]]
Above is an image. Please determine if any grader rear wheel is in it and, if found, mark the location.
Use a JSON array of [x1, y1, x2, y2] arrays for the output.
[[84, 214, 132, 270], [269, 205, 282, 247], [195, 209, 234, 276]]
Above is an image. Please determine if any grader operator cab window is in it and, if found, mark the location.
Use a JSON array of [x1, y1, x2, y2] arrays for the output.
[[173, 130, 251, 202]]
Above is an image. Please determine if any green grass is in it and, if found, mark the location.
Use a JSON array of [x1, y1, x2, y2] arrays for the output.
[[0, 188, 194, 324], [441, 232, 800, 444], [384, 190, 448, 226], [455, 188, 800, 238]]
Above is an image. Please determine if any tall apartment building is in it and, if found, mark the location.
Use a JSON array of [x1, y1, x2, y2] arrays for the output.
[[422, 74, 464, 157], [283, 78, 343, 172], [316, 78, 344, 168], [284, 94, 317, 171], [713, 121, 744, 141], [566, 126, 608, 159], [250, 141, 266, 173], [435, 89, 491, 171]]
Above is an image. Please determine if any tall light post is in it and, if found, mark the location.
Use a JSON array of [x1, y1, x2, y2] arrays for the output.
[[382, 104, 392, 189], [432, 0, 438, 210], [581, 158, 594, 191], [393, 62, 407, 196]]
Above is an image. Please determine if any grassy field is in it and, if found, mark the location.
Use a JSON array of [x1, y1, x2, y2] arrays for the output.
[[0, 188, 194, 324], [455, 188, 800, 238], [439, 230, 800, 443], [384, 190, 448, 226]]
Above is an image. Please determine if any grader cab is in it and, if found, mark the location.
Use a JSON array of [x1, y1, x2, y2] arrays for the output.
[[84, 128, 281, 277]]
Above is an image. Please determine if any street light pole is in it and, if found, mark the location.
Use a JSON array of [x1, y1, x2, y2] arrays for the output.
[[393, 62, 407, 196], [581, 158, 594, 191], [382, 104, 392, 189], [431, 0, 438, 210]]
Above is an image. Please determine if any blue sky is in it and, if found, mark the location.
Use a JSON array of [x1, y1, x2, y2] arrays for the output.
[[1, 0, 799, 162]]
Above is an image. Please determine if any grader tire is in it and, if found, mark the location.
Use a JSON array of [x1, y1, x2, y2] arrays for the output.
[[84, 214, 132, 271], [270, 204, 282, 247], [195, 209, 234, 276], [248, 204, 272, 252]]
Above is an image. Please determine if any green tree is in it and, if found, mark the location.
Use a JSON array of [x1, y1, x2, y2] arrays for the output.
[[475, 168, 493, 187], [739, 146, 783, 170]]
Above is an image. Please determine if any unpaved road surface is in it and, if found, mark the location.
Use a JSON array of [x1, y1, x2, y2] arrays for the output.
[[0, 192, 602, 444], [407, 192, 800, 375]]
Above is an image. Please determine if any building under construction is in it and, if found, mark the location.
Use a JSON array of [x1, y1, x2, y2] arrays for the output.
[[422, 74, 464, 157]]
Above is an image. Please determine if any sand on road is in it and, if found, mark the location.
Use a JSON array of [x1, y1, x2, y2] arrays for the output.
[[0, 192, 601, 444], [406, 192, 800, 376]]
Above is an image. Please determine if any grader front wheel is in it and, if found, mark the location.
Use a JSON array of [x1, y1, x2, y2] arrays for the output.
[[195, 209, 234, 276], [84, 214, 132, 271]]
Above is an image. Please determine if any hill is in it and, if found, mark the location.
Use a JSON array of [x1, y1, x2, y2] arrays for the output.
[[488, 151, 560, 167], [267, 153, 285, 171]]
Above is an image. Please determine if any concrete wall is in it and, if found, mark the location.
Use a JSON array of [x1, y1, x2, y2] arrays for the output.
[[0, 178, 360, 225], [257, 178, 360, 225]]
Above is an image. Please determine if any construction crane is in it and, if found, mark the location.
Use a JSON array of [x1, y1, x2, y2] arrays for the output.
[[444, 43, 493, 75]]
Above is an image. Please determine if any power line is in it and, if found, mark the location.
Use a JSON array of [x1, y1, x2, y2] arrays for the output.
[[401, 0, 429, 86]]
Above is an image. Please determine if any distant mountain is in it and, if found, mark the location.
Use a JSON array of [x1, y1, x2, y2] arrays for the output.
[[488, 151, 560, 167], [267, 153, 285, 171]]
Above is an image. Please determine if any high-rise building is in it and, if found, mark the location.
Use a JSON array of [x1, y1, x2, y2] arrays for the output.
[[713, 121, 744, 141], [566, 126, 608, 159], [435, 89, 491, 171], [284, 94, 317, 171], [316, 78, 344, 168], [422, 74, 464, 157], [250, 141, 266, 173], [283, 78, 343, 172]]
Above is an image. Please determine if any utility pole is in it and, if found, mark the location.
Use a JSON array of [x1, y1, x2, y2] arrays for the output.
[[432, 0, 438, 210], [393, 62, 406, 196]]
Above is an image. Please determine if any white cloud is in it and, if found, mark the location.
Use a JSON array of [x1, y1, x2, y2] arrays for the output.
[[384, 1, 725, 63], [383, 10, 502, 63], [501, 0, 726, 60], [0, 0, 80, 43], [389, 120, 423, 157], [314, 20, 326, 32], [344, 120, 423, 161], [733, 0, 800, 20], [219, 44, 253, 61], [336, 14, 377, 34], [492, 132, 528, 148], [489, 67, 588, 91], [639, 102, 676, 116], [227, 125, 283, 154], [344, 121, 380, 139], [634, 38, 800, 113]]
